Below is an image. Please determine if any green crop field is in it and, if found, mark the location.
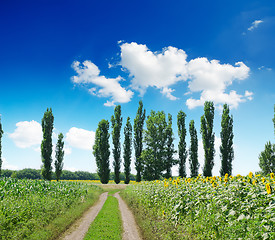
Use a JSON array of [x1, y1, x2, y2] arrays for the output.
[[0, 178, 102, 240], [122, 173, 275, 240]]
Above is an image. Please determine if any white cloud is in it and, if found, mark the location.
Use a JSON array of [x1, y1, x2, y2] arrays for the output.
[[9, 121, 42, 148], [104, 100, 116, 107], [161, 87, 179, 100], [2, 157, 19, 170], [186, 59, 251, 109], [120, 42, 188, 97], [119, 42, 251, 109], [65, 127, 95, 150], [248, 20, 263, 31], [71, 60, 134, 105]]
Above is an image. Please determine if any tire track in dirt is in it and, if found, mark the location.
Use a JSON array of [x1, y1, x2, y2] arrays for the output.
[[114, 192, 142, 240], [59, 192, 108, 240]]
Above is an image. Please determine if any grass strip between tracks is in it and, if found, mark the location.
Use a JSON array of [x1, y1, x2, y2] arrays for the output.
[[84, 190, 122, 240]]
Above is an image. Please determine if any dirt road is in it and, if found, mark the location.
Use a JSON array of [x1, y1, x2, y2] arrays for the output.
[[59, 185, 142, 240]]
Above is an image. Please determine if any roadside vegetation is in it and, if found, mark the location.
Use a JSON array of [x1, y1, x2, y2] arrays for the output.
[[122, 173, 275, 240], [0, 178, 103, 240]]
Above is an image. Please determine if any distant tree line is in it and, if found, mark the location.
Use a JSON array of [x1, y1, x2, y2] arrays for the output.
[[94, 100, 235, 184], [0, 168, 135, 181]]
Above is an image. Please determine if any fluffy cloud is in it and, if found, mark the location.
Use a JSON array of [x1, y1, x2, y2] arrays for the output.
[[9, 121, 42, 148], [248, 20, 263, 31], [65, 127, 95, 150], [71, 60, 133, 106], [186, 59, 251, 109], [119, 42, 252, 109], [120, 42, 188, 99], [71, 42, 252, 109]]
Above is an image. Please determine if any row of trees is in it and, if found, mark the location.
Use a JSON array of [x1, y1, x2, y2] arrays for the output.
[[40, 108, 65, 181], [259, 105, 275, 174], [1, 168, 136, 181], [94, 101, 234, 183]]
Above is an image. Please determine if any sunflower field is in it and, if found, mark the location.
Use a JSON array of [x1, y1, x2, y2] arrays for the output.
[[123, 173, 275, 239]]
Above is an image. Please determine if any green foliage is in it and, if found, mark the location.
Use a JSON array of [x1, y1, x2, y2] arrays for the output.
[[55, 133, 64, 181], [259, 141, 275, 174], [0, 178, 99, 239], [200, 101, 215, 176], [142, 111, 176, 180], [93, 119, 110, 184], [177, 111, 187, 178], [84, 195, 122, 240], [123, 173, 275, 239], [134, 100, 146, 182], [189, 120, 199, 177], [164, 113, 176, 179], [0, 117, 3, 176], [220, 104, 234, 176], [273, 104, 275, 137], [41, 108, 54, 180], [123, 117, 132, 184], [111, 105, 123, 184]]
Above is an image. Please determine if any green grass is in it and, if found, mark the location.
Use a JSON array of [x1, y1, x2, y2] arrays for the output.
[[84, 193, 122, 240], [0, 178, 103, 240]]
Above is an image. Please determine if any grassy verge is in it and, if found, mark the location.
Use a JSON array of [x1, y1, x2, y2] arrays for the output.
[[84, 190, 122, 240], [29, 185, 103, 240]]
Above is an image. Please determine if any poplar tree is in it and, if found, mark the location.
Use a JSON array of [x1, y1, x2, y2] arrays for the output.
[[0, 117, 3, 176], [177, 110, 187, 177], [164, 113, 176, 179], [93, 119, 110, 184], [189, 120, 199, 177], [111, 105, 122, 184], [123, 117, 132, 184], [259, 106, 275, 174], [220, 104, 234, 176], [55, 133, 64, 181], [200, 101, 215, 177], [41, 108, 54, 181], [134, 100, 146, 182]]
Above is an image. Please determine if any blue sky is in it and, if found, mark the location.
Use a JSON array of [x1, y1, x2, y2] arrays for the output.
[[0, 0, 274, 176]]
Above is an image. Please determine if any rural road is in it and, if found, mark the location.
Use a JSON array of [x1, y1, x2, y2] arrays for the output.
[[59, 189, 142, 240], [59, 192, 108, 240], [114, 192, 142, 240]]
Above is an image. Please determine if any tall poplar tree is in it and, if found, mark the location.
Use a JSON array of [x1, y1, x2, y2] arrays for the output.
[[55, 133, 64, 181], [189, 120, 199, 177], [177, 110, 187, 177], [134, 100, 146, 182], [93, 119, 110, 184], [41, 108, 54, 181], [220, 104, 234, 176], [111, 105, 123, 184], [123, 117, 132, 184], [259, 105, 275, 174], [200, 101, 215, 177], [0, 117, 3, 176], [164, 113, 176, 179]]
